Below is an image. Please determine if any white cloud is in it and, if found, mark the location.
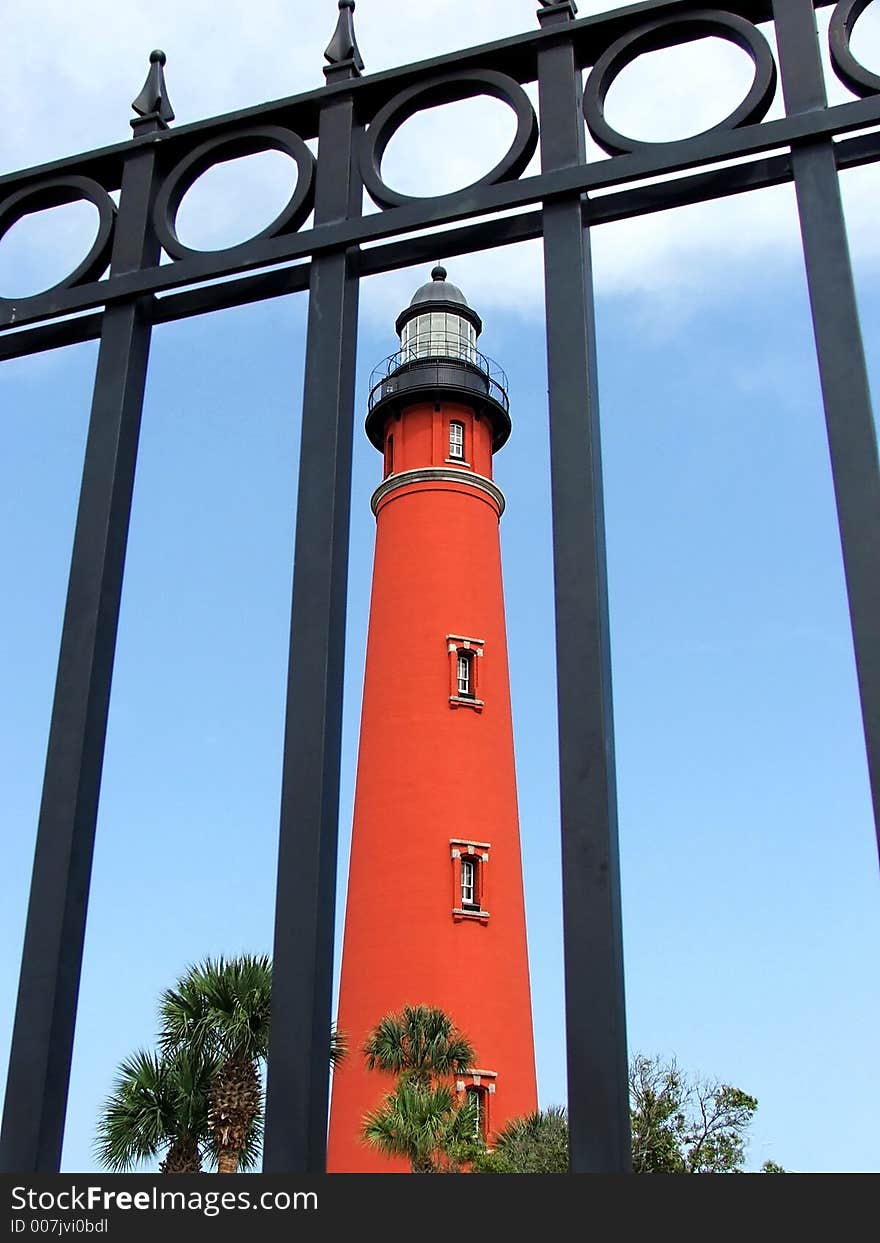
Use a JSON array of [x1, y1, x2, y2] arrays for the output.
[[1, 0, 879, 327]]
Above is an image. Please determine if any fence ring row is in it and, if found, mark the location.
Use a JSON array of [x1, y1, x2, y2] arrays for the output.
[[7, 1, 879, 292]]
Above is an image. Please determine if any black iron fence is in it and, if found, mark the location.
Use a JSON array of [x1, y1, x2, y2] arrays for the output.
[[1, 0, 878, 1174]]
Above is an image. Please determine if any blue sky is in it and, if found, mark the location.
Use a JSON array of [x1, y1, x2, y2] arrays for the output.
[[1, 0, 879, 1173]]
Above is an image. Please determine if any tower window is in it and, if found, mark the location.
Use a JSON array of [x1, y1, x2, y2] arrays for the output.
[[447, 634, 484, 710], [384, 434, 394, 478], [449, 421, 464, 460], [455, 1070, 497, 1132], [461, 857, 477, 908], [450, 839, 490, 921], [457, 651, 473, 698], [466, 1086, 486, 1139]]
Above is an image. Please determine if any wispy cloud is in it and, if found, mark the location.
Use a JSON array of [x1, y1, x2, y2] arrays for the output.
[[1, 0, 878, 328]]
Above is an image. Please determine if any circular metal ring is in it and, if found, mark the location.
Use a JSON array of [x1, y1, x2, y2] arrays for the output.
[[361, 69, 539, 209], [153, 126, 316, 260], [830, 0, 880, 98], [0, 175, 116, 307], [583, 10, 778, 156]]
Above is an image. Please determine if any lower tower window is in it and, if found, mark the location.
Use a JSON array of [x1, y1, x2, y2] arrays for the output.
[[451, 839, 490, 922], [466, 1086, 486, 1139], [455, 1071, 497, 1141], [460, 857, 477, 908], [457, 652, 473, 698]]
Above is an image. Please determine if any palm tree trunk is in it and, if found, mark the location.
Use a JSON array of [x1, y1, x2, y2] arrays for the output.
[[217, 1148, 239, 1175], [160, 1133, 202, 1174], [209, 1056, 260, 1175]]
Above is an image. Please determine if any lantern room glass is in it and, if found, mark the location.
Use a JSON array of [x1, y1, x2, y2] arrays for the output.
[[401, 312, 477, 364]]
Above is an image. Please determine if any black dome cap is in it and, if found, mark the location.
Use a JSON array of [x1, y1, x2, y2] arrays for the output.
[[396, 266, 482, 335]]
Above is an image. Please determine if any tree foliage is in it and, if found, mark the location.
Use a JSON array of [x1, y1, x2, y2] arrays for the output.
[[470, 1055, 784, 1174], [472, 1106, 569, 1174], [630, 1053, 764, 1173]]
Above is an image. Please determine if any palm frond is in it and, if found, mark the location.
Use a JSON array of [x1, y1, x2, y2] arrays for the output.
[[362, 1081, 478, 1173], [330, 1023, 348, 1067], [160, 955, 273, 1063], [479, 1105, 570, 1173], [95, 1042, 223, 1173], [363, 1004, 476, 1085]]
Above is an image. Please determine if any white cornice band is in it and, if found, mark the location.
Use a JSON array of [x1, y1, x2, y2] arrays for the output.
[[371, 467, 506, 517]]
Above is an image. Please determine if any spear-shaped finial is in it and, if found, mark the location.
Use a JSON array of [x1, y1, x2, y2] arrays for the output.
[[537, 0, 579, 21], [131, 49, 175, 133], [324, 0, 364, 78]]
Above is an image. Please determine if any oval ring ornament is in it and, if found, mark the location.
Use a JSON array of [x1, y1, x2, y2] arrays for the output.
[[360, 70, 539, 209], [153, 126, 316, 261], [583, 10, 778, 156], [830, 0, 880, 98], [0, 176, 116, 308]]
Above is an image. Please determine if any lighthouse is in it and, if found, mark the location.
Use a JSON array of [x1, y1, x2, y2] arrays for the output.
[[327, 267, 537, 1172]]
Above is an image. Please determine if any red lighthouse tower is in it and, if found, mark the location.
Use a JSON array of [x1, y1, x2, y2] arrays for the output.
[[327, 267, 537, 1172]]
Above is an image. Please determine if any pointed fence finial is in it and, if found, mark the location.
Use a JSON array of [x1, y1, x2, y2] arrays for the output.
[[131, 49, 175, 133], [324, 0, 364, 79], [537, 0, 579, 22]]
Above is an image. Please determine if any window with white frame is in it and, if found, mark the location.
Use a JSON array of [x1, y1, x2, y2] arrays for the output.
[[447, 634, 484, 710], [461, 858, 477, 908], [449, 420, 464, 460], [450, 839, 490, 921], [457, 651, 473, 698]]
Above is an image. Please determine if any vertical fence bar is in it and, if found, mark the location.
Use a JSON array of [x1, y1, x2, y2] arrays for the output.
[[262, 71, 362, 1173], [0, 138, 161, 1173], [536, 2, 631, 1172], [772, 0, 880, 863]]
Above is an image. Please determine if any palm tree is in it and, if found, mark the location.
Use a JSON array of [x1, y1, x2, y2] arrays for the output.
[[362, 1080, 480, 1173], [159, 955, 271, 1174], [159, 954, 346, 1173], [362, 1004, 475, 1089], [360, 1004, 479, 1172], [95, 1047, 216, 1173]]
